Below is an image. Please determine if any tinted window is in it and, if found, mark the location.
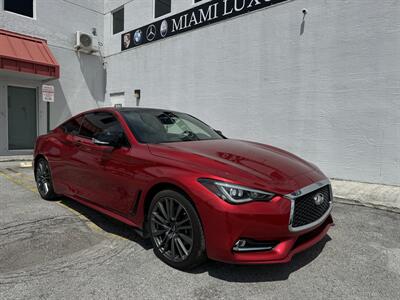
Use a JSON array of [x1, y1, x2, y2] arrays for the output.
[[113, 7, 124, 34], [61, 116, 84, 135], [4, 0, 34, 18], [155, 0, 171, 18], [121, 110, 223, 143], [79, 112, 129, 147]]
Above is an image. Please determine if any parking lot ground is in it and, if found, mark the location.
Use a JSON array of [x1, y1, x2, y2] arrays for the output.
[[0, 162, 400, 300]]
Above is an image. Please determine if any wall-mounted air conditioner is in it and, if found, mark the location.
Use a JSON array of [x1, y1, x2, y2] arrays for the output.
[[74, 31, 99, 53]]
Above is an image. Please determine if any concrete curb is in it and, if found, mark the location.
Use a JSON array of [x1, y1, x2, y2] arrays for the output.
[[331, 179, 400, 214], [0, 155, 33, 162], [334, 197, 400, 214]]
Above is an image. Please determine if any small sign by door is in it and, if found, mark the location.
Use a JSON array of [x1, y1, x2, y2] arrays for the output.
[[42, 85, 55, 102]]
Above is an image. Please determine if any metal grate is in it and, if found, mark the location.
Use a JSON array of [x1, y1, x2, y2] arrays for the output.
[[292, 185, 331, 228]]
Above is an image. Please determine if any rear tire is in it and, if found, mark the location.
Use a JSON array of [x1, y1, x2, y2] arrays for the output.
[[34, 157, 58, 200], [148, 190, 207, 270]]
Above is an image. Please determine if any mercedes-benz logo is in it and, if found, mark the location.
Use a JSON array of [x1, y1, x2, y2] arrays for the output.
[[313, 193, 325, 206], [146, 24, 156, 41], [160, 20, 168, 38]]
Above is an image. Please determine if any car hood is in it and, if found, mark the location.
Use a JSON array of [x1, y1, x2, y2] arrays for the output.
[[148, 139, 323, 193]]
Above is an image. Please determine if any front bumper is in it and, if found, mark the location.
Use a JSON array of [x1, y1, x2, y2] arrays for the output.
[[221, 215, 333, 264], [191, 177, 334, 264]]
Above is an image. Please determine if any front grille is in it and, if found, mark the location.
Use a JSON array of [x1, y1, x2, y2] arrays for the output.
[[291, 185, 331, 228]]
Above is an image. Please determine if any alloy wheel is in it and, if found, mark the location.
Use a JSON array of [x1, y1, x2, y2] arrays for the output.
[[150, 197, 194, 262], [36, 160, 51, 196]]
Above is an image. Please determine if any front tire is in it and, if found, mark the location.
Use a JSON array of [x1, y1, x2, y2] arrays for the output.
[[149, 190, 207, 270], [34, 157, 58, 200]]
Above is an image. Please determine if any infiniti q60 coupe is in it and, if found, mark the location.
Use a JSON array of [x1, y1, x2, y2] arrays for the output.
[[34, 107, 333, 269]]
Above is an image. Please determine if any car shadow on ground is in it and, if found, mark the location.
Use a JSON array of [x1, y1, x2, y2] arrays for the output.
[[57, 196, 331, 282], [58, 196, 152, 250]]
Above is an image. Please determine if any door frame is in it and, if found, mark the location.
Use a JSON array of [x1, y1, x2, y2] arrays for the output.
[[0, 77, 47, 156]]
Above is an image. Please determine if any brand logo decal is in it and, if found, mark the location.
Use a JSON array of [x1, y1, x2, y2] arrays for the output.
[[123, 33, 131, 48], [160, 20, 168, 37], [133, 29, 143, 45], [146, 24, 156, 41]]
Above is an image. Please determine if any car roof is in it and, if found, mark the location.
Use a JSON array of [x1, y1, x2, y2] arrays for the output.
[[116, 107, 185, 114], [57, 107, 186, 129], [87, 107, 182, 114]]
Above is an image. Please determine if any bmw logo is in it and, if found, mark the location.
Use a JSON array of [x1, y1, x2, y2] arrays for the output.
[[133, 29, 143, 45], [313, 193, 325, 206], [160, 20, 168, 38]]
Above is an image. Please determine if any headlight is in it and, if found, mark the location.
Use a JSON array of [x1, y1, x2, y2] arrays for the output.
[[198, 179, 275, 204]]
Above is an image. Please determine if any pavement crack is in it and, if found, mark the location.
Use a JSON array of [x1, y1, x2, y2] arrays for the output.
[[0, 215, 78, 233]]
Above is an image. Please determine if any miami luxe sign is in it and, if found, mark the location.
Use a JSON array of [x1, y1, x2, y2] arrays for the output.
[[121, 0, 288, 51]]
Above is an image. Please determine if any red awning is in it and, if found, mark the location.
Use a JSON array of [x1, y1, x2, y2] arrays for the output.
[[0, 29, 59, 79]]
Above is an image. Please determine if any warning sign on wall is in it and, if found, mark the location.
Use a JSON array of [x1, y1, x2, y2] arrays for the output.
[[42, 85, 55, 102]]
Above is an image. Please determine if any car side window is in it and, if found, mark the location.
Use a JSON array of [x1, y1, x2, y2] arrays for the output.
[[61, 115, 84, 135], [79, 112, 130, 147]]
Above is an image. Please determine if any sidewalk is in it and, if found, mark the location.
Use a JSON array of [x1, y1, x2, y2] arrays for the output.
[[0, 155, 33, 162], [331, 179, 400, 213]]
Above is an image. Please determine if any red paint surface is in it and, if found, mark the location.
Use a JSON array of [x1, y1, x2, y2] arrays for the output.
[[0, 29, 59, 78], [34, 107, 333, 264]]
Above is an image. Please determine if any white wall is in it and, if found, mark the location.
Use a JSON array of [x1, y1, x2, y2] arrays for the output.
[[0, 0, 106, 128], [105, 0, 400, 185], [1, 0, 398, 185]]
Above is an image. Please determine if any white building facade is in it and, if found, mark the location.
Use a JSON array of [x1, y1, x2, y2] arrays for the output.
[[0, 0, 399, 185]]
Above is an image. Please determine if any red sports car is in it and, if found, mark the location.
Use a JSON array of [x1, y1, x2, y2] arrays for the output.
[[34, 107, 333, 269]]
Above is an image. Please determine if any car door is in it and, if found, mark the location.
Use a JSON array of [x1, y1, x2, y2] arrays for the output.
[[50, 115, 85, 195], [74, 112, 137, 214]]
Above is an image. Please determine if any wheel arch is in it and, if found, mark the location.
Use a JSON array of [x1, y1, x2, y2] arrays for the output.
[[142, 182, 204, 238]]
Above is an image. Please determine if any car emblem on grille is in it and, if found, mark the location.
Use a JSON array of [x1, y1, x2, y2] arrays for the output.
[[313, 193, 325, 205]]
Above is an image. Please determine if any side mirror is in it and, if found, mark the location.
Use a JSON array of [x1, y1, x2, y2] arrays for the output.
[[92, 132, 122, 147], [214, 129, 226, 138]]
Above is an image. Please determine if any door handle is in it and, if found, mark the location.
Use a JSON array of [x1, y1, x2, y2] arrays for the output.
[[73, 140, 82, 147], [74, 140, 94, 152]]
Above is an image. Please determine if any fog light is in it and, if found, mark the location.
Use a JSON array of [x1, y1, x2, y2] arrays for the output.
[[236, 239, 246, 248], [233, 239, 278, 252]]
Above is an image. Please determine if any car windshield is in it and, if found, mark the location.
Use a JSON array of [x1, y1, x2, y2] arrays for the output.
[[120, 110, 224, 143]]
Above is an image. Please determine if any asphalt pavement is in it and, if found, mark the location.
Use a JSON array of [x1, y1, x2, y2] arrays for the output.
[[0, 162, 399, 300]]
